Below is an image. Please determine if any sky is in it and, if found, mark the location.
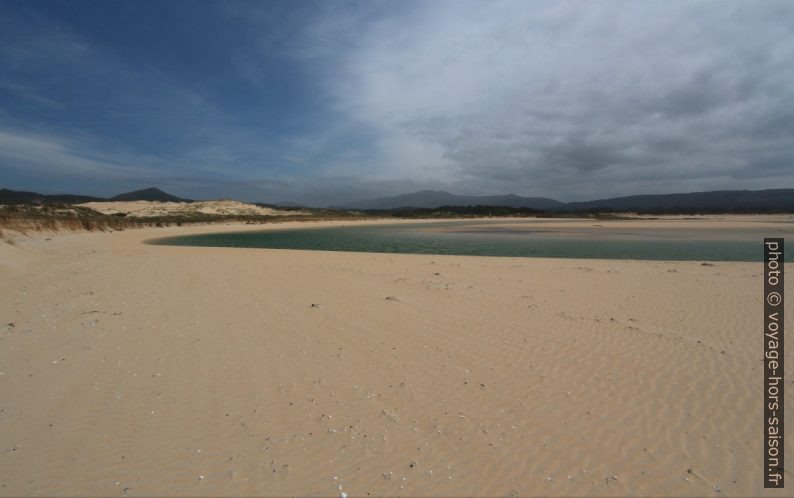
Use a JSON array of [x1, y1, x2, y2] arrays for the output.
[[1, 0, 793, 206]]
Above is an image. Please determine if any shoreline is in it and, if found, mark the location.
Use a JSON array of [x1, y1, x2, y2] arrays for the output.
[[5, 212, 794, 248]]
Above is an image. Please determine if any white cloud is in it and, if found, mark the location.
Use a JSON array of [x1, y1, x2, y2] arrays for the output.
[[326, 0, 794, 199], [0, 128, 135, 177]]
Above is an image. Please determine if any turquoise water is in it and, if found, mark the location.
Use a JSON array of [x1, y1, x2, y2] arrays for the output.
[[147, 221, 776, 262]]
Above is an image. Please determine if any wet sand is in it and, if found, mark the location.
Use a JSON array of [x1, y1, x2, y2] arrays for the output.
[[430, 214, 794, 241]]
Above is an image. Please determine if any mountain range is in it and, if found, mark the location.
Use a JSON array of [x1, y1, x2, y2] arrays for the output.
[[565, 189, 794, 211], [331, 188, 794, 211], [0, 187, 191, 205], [330, 190, 564, 210], [2, 186, 793, 212]]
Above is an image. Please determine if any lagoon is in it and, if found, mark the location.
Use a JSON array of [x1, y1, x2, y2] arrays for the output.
[[148, 219, 791, 262]]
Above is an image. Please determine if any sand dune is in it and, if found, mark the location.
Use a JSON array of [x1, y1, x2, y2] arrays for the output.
[[78, 199, 307, 218], [0, 219, 790, 496]]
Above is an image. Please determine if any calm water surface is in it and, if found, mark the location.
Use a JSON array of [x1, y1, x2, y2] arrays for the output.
[[148, 221, 781, 262]]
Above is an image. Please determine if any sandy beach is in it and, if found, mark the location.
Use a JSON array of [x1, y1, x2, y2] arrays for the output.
[[0, 218, 791, 496]]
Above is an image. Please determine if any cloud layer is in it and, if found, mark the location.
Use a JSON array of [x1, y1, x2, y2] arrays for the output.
[[1, 0, 792, 204], [332, 0, 794, 200]]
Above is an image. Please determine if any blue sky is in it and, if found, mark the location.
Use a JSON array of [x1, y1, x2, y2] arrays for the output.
[[1, 0, 793, 205]]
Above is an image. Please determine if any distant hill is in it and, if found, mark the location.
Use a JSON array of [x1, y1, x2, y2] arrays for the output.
[[0, 188, 103, 205], [331, 190, 564, 210], [565, 189, 794, 211], [109, 187, 191, 202], [0, 187, 190, 205], [330, 188, 794, 212], [3, 186, 793, 212]]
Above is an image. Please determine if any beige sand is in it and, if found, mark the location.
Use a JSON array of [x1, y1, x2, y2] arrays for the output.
[[0, 218, 791, 496], [78, 199, 307, 217]]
